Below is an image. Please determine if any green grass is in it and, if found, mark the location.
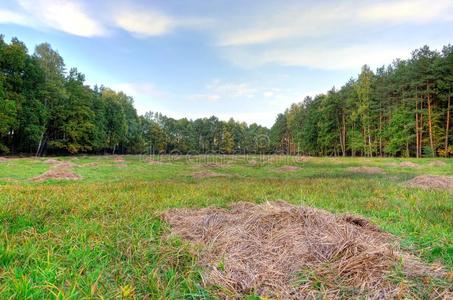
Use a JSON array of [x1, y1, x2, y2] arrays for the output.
[[0, 155, 452, 298]]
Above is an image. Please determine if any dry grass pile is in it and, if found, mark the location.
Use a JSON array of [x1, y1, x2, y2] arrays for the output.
[[294, 156, 310, 163], [113, 156, 125, 163], [145, 158, 163, 165], [33, 162, 81, 181], [278, 165, 300, 172], [203, 163, 221, 168], [248, 159, 257, 166], [192, 171, 225, 179], [399, 161, 419, 168], [0, 157, 8, 162], [162, 201, 448, 299], [44, 158, 60, 164], [347, 166, 385, 174], [405, 175, 453, 190], [429, 160, 447, 167]]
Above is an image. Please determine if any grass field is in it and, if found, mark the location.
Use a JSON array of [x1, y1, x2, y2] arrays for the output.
[[0, 155, 452, 299]]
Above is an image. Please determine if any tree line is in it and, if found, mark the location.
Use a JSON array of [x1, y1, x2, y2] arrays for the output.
[[270, 45, 453, 157], [1, 35, 452, 157], [0, 36, 269, 155]]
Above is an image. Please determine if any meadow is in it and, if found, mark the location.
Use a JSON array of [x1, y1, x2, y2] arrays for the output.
[[0, 155, 452, 299]]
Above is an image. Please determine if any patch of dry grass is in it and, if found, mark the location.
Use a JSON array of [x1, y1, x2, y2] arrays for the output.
[[32, 162, 81, 181], [347, 166, 385, 174], [399, 161, 420, 168], [278, 165, 301, 172], [162, 201, 449, 299], [405, 175, 453, 190]]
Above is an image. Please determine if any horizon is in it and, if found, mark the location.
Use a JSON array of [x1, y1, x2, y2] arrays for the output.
[[1, 0, 453, 127]]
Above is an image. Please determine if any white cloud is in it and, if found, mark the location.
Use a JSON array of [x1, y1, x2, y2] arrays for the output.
[[254, 44, 410, 70], [189, 80, 257, 102], [359, 0, 453, 23], [189, 94, 221, 102], [109, 82, 168, 114], [112, 5, 212, 37], [110, 82, 167, 98], [1, 0, 209, 38], [114, 9, 175, 37], [213, 0, 453, 70], [219, 28, 293, 47], [216, 0, 453, 47], [207, 80, 256, 98], [17, 0, 105, 37], [0, 8, 28, 25]]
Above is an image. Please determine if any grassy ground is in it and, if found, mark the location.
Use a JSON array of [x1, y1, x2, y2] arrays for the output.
[[0, 155, 452, 299]]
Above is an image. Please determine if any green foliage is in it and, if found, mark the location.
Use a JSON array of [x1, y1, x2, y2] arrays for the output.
[[272, 46, 453, 157], [1, 35, 452, 157]]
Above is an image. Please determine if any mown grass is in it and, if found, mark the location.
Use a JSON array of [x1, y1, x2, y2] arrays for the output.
[[0, 155, 452, 298]]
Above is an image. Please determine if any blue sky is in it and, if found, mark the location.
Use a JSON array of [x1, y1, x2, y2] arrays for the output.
[[1, 0, 453, 127]]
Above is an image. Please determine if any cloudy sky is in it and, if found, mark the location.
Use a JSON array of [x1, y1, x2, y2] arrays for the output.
[[1, 0, 453, 127]]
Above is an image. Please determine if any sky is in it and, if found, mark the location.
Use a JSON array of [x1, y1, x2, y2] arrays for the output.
[[1, 0, 453, 127]]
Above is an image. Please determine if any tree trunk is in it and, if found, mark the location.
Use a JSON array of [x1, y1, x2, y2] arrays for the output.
[[379, 111, 383, 157], [415, 94, 419, 158], [444, 90, 451, 156], [427, 89, 435, 157], [342, 113, 346, 156], [36, 130, 45, 157], [420, 99, 424, 158], [362, 127, 367, 157]]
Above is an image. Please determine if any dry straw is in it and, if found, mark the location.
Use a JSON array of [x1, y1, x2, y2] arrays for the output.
[[162, 201, 449, 299]]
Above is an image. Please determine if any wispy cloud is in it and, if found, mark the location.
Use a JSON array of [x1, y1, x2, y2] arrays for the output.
[[16, 0, 105, 37], [216, 0, 453, 47], [359, 0, 453, 23], [1, 0, 209, 38], [109, 82, 168, 114], [110, 82, 167, 99], [113, 9, 176, 37], [213, 0, 453, 69], [0, 8, 28, 25], [224, 43, 415, 70], [189, 80, 257, 102]]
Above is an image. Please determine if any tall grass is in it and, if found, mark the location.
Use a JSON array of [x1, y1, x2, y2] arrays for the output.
[[0, 156, 451, 298]]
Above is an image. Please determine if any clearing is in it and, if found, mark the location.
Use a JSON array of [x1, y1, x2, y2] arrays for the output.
[[0, 156, 451, 299]]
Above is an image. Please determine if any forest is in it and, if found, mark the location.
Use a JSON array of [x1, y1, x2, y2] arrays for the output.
[[272, 45, 453, 157], [0, 36, 269, 156], [0, 35, 452, 157]]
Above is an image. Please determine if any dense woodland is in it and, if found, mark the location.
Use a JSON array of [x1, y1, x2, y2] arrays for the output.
[[0, 35, 452, 156], [0, 36, 269, 155], [271, 46, 453, 157]]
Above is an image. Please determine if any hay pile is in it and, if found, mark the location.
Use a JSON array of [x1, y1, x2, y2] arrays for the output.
[[146, 158, 163, 165], [162, 201, 448, 299], [405, 175, 453, 190], [203, 163, 221, 168], [429, 160, 447, 167], [113, 156, 125, 163], [399, 161, 419, 168], [248, 159, 257, 166], [278, 165, 300, 172], [192, 171, 225, 179], [347, 166, 385, 174], [44, 158, 60, 164], [33, 162, 81, 181], [294, 156, 310, 163]]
